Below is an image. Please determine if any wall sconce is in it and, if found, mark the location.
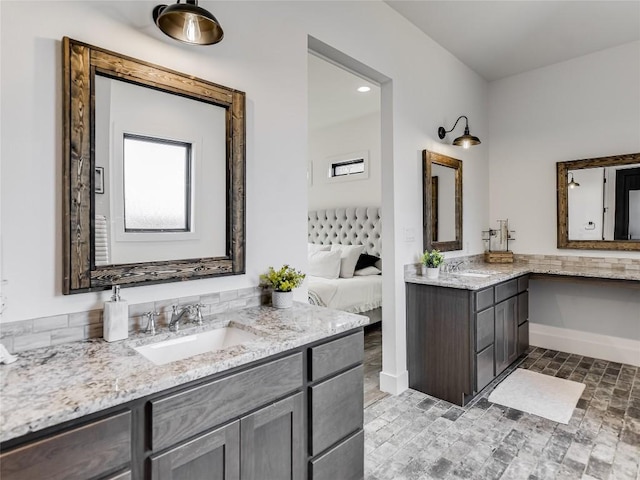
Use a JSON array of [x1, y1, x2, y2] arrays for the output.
[[568, 172, 580, 188], [153, 0, 224, 45], [437, 115, 481, 148]]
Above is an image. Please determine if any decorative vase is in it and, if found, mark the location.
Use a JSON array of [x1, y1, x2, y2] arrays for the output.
[[272, 290, 293, 309], [426, 267, 440, 279]]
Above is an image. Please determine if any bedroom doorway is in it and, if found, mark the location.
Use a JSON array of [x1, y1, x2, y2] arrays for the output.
[[307, 48, 386, 406]]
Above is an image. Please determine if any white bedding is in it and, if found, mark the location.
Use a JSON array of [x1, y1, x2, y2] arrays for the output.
[[307, 275, 382, 313]]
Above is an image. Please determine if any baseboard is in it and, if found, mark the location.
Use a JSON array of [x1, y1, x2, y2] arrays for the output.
[[529, 322, 640, 367], [379, 369, 409, 395]]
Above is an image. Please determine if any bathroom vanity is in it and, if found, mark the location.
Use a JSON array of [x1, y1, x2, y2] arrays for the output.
[[406, 269, 529, 406], [0, 304, 367, 480]]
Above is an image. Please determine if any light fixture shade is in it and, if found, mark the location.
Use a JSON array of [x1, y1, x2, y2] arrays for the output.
[[452, 133, 481, 148], [153, 1, 223, 45], [438, 116, 481, 148], [568, 172, 580, 188]]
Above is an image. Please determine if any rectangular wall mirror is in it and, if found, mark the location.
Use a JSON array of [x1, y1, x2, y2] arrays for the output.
[[557, 152, 640, 251], [63, 37, 246, 293], [423, 150, 463, 252]]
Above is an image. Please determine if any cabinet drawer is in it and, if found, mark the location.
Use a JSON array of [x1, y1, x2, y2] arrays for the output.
[[151, 353, 303, 451], [495, 279, 518, 303], [309, 430, 364, 480], [310, 365, 363, 456], [475, 287, 494, 312], [518, 275, 529, 293], [475, 307, 494, 352], [310, 330, 363, 381], [518, 291, 529, 325], [0, 411, 131, 480], [475, 345, 494, 392]]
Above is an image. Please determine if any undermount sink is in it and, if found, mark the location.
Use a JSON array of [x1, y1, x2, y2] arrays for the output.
[[134, 327, 260, 365], [452, 270, 497, 278]]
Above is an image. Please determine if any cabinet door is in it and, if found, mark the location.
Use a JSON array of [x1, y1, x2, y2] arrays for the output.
[[150, 421, 240, 480], [240, 392, 304, 480], [495, 297, 517, 375]]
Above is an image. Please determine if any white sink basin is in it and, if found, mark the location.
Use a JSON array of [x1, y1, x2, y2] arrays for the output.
[[134, 327, 260, 365], [452, 270, 494, 278]]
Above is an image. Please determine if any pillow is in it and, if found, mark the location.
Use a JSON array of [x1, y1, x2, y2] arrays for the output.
[[331, 244, 365, 278], [354, 266, 382, 276], [308, 250, 341, 279], [308, 243, 330, 255], [355, 253, 380, 271]]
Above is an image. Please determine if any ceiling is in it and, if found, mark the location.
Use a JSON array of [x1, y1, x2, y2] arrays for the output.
[[385, 0, 640, 81], [308, 54, 381, 130]]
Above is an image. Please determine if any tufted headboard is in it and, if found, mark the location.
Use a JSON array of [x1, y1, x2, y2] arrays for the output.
[[308, 207, 381, 257]]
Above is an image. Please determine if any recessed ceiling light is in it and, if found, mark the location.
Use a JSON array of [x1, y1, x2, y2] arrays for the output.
[[357, 86, 371, 93]]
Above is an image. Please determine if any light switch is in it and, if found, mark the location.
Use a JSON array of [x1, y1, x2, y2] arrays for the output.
[[404, 228, 415, 242]]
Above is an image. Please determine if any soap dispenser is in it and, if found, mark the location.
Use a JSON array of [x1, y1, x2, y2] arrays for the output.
[[103, 285, 129, 342]]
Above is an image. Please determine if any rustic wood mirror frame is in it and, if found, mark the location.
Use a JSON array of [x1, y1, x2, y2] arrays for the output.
[[557, 152, 640, 251], [63, 37, 246, 294], [423, 150, 463, 252]]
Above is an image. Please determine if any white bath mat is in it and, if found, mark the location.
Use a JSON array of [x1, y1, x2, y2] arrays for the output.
[[488, 368, 585, 424]]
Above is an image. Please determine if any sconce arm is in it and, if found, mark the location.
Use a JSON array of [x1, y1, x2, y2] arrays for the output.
[[438, 115, 469, 139]]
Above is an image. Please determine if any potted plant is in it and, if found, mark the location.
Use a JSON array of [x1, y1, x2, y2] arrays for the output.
[[260, 265, 306, 309], [421, 249, 445, 278]]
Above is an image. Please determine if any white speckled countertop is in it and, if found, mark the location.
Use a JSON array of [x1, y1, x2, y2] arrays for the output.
[[0, 303, 368, 443], [405, 262, 640, 290]]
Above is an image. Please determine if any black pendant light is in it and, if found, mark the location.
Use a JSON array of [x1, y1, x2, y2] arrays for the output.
[[438, 115, 481, 149], [153, 0, 224, 45]]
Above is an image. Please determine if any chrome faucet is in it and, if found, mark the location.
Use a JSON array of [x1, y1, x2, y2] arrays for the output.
[[169, 306, 190, 332], [169, 304, 205, 332], [444, 261, 464, 273]]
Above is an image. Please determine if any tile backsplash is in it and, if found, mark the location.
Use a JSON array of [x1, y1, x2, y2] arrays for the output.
[[0, 286, 269, 354]]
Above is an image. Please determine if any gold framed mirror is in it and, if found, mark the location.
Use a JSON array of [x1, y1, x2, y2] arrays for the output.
[[423, 150, 463, 252], [63, 37, 246, 294], [557, 152, 640, 251]]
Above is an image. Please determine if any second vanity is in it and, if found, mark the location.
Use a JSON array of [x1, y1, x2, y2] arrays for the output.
[[405, 259, 640, 407], [406, 268, 529, 406], [0, 303, 368, 480]]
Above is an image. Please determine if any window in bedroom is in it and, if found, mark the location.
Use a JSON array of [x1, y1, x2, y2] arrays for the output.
[[325, 150, 369, 183]]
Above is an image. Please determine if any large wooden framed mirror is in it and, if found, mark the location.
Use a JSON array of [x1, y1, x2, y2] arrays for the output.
[[557, 152, 640, 251], [63, 37, 246, 294], [423, 150, 463, 252]]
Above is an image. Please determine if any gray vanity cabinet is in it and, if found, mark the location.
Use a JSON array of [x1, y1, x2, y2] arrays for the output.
[[1, 328, 365, 480], [407, 274, 529, 406]]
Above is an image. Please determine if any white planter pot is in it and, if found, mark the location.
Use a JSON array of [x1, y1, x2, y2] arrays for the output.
[[272, 290, 293, 309], [426, 267, 440, 279]]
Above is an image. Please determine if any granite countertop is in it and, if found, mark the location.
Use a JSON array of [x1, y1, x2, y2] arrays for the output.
[[0, 303, 369, 443], [405, 261, 640, 290]]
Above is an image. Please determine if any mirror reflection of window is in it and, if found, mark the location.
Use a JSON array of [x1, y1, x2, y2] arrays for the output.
[[431, 163, 456, 242], [123, 135, 191, 232]]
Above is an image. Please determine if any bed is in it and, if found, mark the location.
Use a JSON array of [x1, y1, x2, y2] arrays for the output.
[[307, 207, 382, 324]]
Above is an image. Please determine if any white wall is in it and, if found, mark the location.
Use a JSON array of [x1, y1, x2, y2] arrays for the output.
[[489, 41, 640, 345], [308, 113, 381, 210], [1, 1, 489, 394], [567, 168, 603, 241], [489, 41, 640, 257]]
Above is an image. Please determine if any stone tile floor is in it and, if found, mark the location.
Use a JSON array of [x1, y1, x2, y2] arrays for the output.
[[363, 337, 640, 480]]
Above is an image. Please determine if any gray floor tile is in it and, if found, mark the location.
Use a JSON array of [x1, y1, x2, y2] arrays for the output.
[[363, 329, 640, 480]]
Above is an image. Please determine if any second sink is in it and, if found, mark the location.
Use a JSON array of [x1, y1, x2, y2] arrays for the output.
[[134, 327, 260, 365]]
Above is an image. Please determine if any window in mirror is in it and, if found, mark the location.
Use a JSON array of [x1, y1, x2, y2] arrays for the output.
[[123, 135, 192, 232], [331, 158, 365, 177]]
